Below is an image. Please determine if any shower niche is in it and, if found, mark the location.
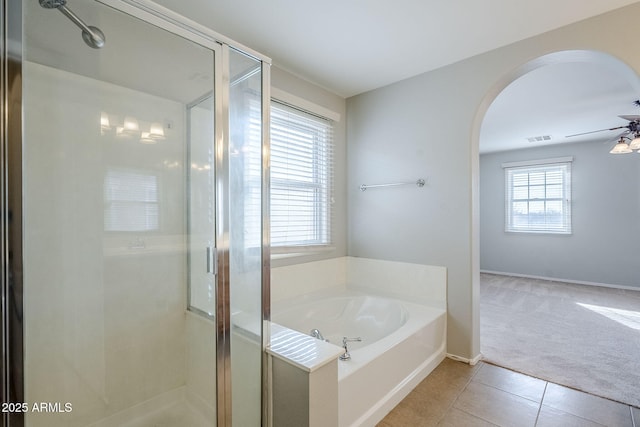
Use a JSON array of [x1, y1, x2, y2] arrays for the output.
[[11, 1, 269, 426]]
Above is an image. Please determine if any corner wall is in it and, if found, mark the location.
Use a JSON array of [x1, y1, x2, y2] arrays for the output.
[[346, 2, 640, 359]]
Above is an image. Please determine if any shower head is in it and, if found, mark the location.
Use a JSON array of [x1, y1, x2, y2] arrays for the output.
[[39, 0, 106, 49], [39, 0, 67, 8]]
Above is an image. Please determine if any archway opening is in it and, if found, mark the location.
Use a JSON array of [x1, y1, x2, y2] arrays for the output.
[[472, 49, 640, 407]]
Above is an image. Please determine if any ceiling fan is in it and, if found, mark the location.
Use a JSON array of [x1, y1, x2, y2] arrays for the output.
[[565, 100, 640, 154]]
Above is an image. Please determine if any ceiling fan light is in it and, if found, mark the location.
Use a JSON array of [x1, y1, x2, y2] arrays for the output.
[[609, 139, 633, 154], [629, 136, 640, 150]]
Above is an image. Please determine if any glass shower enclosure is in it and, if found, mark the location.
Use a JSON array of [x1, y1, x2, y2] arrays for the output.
[[1, 0, 270, 426]]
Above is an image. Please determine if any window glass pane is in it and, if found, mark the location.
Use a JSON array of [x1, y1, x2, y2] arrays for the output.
[[512, 201, 528, 214], [529, 185, 545, 199], [529, 171, 545, 186], [512, 201, 529, 227], [529, 200, 543, 212], [546, 170, 563, 184], [513, 186, 528, 200], [546, 200, 563, 215], [512, 172, 529, 187], [546, 184, 563, 199]]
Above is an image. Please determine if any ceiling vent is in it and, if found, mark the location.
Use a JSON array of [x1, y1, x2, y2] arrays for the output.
[[526, 135, 552, 143]]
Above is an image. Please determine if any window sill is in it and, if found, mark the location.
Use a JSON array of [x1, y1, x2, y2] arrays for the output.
[[505, 230, 572, 236], [270, 245, 336, 260]]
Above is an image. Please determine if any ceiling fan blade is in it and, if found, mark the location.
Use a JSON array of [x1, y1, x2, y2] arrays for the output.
[[565, 125, 628, 138], [618, 115, 640, 121]]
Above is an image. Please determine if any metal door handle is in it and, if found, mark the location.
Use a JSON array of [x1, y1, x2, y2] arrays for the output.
[[206, 246, 217, 275]]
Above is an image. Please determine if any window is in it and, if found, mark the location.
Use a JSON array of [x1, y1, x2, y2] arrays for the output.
[[503, 157, 572, 234], [270, 100, 334, 249]]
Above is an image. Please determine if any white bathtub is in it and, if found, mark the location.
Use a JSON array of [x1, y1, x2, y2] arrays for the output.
[[272, 289, 447, 427]]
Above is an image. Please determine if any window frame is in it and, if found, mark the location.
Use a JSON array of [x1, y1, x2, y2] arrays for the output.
[[503, 157, 573, 235]]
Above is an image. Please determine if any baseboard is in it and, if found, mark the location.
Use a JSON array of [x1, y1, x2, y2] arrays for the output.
[[480, 270, 640, 292], [446, 353, 483, 366]]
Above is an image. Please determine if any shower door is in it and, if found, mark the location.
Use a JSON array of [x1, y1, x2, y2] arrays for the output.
[[23, 1, 218, 426], [8, 0, 268, 426]]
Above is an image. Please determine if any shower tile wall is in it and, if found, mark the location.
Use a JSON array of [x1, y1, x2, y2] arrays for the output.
[[23, 62, 191, 426]]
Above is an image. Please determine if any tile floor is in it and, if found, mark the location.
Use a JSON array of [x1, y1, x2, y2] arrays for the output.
[[377, 358, 639, 427]]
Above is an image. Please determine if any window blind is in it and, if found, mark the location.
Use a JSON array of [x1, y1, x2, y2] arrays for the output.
[[104, 170, 159, 232], [270, 100, 334, 247], [504, 161, 571, 234]]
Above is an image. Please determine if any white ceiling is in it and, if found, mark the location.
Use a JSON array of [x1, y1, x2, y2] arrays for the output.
[[152, 0, 640, 153], [154, 0, 640, 98], [480, 60, 640, 153]]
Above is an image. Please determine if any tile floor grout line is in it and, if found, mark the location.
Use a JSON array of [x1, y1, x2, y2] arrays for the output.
[[471, 363, 547, 406], [473, 380, 545, 406], [445, 362, 524, 427], [452, 407, 501, 427], [434, 362, 484, 425], [533, 381, 548, 427]]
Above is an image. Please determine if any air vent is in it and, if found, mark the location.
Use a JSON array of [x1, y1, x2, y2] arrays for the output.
[[526, 135, 552, 143]]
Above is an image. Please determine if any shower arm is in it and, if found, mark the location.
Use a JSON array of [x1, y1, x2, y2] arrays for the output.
[[57, 5, 104, 47]]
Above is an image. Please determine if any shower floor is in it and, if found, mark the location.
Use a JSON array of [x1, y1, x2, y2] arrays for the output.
[[89, 387, 213, 427]]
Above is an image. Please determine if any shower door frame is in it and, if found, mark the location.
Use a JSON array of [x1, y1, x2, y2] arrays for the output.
[[0, 1, 272, 426], [1, 0, 23, 426]]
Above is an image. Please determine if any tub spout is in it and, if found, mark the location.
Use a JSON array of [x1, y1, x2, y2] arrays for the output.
[[310, 329, 328, 342], [339, 336, 362, 361]]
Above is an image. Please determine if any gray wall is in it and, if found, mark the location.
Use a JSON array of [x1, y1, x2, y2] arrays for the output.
[[347, 3, 640, 359], [480, 141, 640, 287]]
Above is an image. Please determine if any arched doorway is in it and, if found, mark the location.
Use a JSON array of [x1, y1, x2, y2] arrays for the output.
[[471, 49, 640, 406]]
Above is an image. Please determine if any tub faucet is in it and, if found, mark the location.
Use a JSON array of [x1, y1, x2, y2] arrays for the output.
[[310, 329, 328, 342], [339, 336, 362, 361]]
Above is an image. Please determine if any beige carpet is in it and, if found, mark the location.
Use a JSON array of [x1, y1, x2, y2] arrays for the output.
[[480, 273, 640, 408]]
